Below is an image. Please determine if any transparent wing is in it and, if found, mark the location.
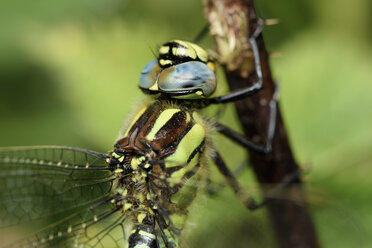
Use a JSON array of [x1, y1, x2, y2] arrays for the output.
[[0, 146, 125, 247]]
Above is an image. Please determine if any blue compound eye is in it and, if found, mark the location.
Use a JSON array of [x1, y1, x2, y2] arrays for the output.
[[139, 59, 161, 90], [157, 61, 216, 98], [139, 40, 217, 98]]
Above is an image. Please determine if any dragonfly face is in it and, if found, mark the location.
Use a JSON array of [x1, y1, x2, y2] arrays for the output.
[[139, 40, 217, 99]]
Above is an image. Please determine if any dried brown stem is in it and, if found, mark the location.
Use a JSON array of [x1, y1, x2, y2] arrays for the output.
[[203, 0, 320, 247]]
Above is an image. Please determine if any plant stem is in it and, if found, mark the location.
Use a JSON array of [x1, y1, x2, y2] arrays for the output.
[[203, 0, 320, 247]]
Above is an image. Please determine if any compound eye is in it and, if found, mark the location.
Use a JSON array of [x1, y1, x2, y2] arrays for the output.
[[139, 59, 161, 90], [157, 61, 216, 98]]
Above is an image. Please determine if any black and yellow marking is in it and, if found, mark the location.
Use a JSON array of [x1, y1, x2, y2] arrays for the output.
[[110, 100, 212, 248], [1, 23, 268, 247], [128, 223, 158, 248], [158, 40, 214, 70]]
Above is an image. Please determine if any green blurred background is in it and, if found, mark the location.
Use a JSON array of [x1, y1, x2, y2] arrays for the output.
[[0, 0, 371, 247]]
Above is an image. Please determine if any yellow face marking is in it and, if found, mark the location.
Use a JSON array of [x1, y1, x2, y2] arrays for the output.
[[189, 43, 209, 62], [146, 108, 181, 140], [159, 46, 170, 54], [149, 82, 159, 91], [172, 46, 196, 59], [159, 59, 172, 66], [172, 40, 193, 50], [137, 213, 146, 223]]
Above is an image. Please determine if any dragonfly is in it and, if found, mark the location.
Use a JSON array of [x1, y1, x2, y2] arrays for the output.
[[0, 21, 278, 248]]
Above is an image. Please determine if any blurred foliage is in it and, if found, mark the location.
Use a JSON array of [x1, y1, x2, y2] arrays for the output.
[[0, 0, 371, 247]]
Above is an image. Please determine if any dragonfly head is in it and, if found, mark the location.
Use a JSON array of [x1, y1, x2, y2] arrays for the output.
[[139, 40, 217, 99]]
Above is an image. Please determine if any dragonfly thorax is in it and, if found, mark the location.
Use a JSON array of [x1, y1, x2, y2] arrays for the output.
[[108, 101, 209, 246]]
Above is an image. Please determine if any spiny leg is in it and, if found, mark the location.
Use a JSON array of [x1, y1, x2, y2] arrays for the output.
[[209, 152, 303, 207], [203, 18, 265, 105], [212, 149, 262, 210], [203, 159, 247, 197], [215, 83, 279, 154]]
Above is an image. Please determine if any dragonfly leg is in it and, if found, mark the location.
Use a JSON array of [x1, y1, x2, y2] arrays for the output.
[[212, 150, 303, 210], [203, 18, 265, 105], [212, 149, 261, 210], [215, 83, 279, 154]]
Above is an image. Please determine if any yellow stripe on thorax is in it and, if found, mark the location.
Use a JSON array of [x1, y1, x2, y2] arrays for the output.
[[168, 153, 199, 187], [121, 106, 148, 138], [165, 121, 205, 168], [145, 108, 181, 140]]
